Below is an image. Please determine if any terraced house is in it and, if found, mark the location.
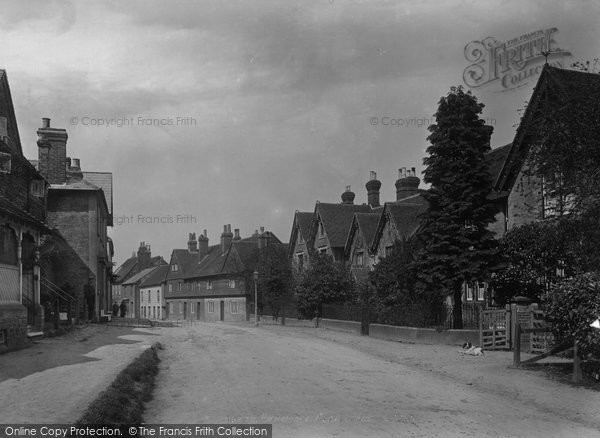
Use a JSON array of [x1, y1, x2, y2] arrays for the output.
[[165, 226, 282, 322]]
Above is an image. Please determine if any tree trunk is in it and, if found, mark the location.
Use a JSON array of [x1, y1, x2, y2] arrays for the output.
[[452, 288, 463, 329]]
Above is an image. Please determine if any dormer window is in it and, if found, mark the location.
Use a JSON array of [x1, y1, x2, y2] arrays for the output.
[[228, 279, 236, 288], [0, 152, 11, 174], [171, 264, 178, 272], [30, 180, 44, 197]]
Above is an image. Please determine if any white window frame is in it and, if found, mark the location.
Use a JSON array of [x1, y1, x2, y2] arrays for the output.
[[230, 300, 239, 314], [207, 280, 213, 290], [228, 279, 236, 288], [208, 300, 214, 313], [466, 283, 474, 301]]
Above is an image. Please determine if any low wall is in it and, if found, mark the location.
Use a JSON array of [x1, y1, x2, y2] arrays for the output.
[[369, 323, 478, 346], [0, 302, 29, 353], [257, 315, 315, 327], [320, 318, 362, 335]]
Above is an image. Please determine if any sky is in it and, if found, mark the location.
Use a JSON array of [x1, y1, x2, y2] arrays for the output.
[[1, 0, 598, 266]]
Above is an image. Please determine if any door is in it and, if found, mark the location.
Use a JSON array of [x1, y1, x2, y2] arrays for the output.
[[220, 300, 225, 321], [183, 302, 187, 319], [197, 302, 201, 320]]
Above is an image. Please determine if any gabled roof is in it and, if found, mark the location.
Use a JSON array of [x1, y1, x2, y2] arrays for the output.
[[0, 70, 22, 155], [296, 212, 313, 240], [496, 65, 600, 192], [114, 254, 166, 284], [313, 203, 372, 248], [287, 211, 313, 258], [167, 232, 283, 281], [139, 265, 169, 288], [122, 266, 157, 286], [344, 212, 380, 257], [370, 197, 427, 253]]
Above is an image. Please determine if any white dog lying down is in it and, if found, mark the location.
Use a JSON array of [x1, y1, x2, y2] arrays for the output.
[[460, 342, 484, 356]]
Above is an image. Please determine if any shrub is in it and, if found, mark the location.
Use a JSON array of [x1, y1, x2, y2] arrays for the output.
[[76, 343, 161, 425], [546, 273, 600, 358]]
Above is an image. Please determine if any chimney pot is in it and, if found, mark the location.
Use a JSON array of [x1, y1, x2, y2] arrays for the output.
[[365, 171, 382, 208], [260, 226, 265, 234], [42, 118, 50, 128]]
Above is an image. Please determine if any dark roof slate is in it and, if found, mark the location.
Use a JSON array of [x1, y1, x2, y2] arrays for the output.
[[139, 265, 169, 288], [316, 203, 372, 248]]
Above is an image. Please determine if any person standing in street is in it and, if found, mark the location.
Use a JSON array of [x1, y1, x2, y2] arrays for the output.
[[84, 277, 96, 322]]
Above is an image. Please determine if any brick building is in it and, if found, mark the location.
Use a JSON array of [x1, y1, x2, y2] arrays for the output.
[[164, 226, 283, 322], [112, 242, 167, 313], [0, 70, 50, 350], [35, 118, 114, 321], [139, 265, 169, 320]]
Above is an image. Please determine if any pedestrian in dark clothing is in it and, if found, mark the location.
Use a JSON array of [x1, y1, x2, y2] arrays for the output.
[[119, 301, 127, 318], [84, 278, 95, 321]]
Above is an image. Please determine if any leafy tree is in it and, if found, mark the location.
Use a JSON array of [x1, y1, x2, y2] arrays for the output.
[[546, 272, 600, 358], [491, 215, 600, 305], [256, 244, 292, 319], [294, 251, 355, 319], [413, 86, 499, 329], [369, 240, 416, 307], [369, 241, 444, 327]]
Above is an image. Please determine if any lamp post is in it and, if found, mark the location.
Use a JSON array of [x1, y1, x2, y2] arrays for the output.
[[253, 270, 259, 326]]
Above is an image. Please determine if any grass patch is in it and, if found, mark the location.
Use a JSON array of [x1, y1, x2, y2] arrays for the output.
[[76, 342, 163, 425]]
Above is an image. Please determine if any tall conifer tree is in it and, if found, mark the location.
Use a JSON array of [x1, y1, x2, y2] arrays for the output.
[[414, 86, 498, 328]]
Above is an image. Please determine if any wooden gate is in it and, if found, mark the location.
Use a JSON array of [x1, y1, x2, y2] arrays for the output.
[[480, 308, 510, 350], [530, 309, 554, 354]]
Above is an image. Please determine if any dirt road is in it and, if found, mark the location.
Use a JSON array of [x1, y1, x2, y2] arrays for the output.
[[145, 323, 600, 438]]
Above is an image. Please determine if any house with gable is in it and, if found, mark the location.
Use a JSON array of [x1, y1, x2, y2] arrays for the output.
[[288, 211, 313, 271], [165, 225, 284, 322], [138, 265, 169, 320], [112, 242, 167, 310], [121, 266, 158, 318], [0, 70, 52, 350], [494, 65, 600, 228]]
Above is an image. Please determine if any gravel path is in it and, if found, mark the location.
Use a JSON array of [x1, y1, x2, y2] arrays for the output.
[[146, 323, 600, 438]]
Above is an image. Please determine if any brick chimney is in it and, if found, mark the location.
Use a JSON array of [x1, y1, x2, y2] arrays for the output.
[[366, 171, 382, 208], [137, 241, 151, 270], [66, 157, 83, 183], [233, 228, 241, 241], [395, 167, 421, 200], [221, 224, 233, 254], [198, 229, 209, 258], [341, 185, 355, 204], [37, 118, 68, 184], [187, 232, 198, 252]]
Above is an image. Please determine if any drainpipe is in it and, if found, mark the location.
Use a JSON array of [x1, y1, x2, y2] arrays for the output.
[[18, 226, 22, 304]]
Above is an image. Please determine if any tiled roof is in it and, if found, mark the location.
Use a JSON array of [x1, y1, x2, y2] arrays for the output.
[[486, 144, 511, 185], [296, 212, 313, 240], [497, 65, 600, 192], [0, 70, 22, 155], [316, 203, 372, 248], [122, 266, 157, 286], [114, 255, 167, 284], [83, 172, 113, 216], [167, 232, 283, 281], [386, 201, 427, 239], [0, 195, 51, 231], [139, 265, 169, 288], [354, 213, 380, 248]]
